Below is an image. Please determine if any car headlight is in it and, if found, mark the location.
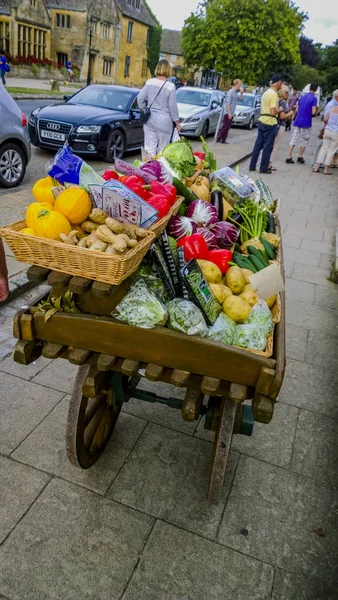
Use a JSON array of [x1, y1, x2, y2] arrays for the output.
[[185, 116, 201, 123], [76, 125, 101, 133], [239, 112, 249, 117], [29, 114, 37, 126]]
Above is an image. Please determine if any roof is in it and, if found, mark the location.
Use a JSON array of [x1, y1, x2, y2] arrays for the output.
[[115, 0, 156, 27], [161, 29, 182, 56], [44, 0, 87, 10], [0, 0, 19, 15]]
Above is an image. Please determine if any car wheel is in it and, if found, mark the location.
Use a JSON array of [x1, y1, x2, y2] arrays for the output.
[[105, 129, 126, 162], [201, 120, 209, 138], [0, 143, 26, 188], [248, 117, 255, 130]]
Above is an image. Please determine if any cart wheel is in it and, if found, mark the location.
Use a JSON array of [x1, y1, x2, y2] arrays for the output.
[[208, 396, 237, 504], [66, 365, 125, 469]]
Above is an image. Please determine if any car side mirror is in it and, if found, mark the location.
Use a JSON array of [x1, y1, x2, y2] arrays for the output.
[[211, 101, 218, 110], [63, 95, 71, 102]]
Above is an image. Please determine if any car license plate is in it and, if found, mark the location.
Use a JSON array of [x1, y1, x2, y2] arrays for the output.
[[41, 130, 66, 141]]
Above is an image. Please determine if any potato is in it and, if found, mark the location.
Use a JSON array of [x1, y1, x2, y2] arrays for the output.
[[241, 268, 254, 284], [266, 294, 277, 309], [197, 259, 222, 283], [225, 266, 246, 294], [210, 283, 232, 304], [223, 296, 251, 324], [240, 288, 259, 307]]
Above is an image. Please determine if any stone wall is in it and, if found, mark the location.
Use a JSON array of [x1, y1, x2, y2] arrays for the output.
[[8, 65, 67, 80], [116, 16, 150, 88]]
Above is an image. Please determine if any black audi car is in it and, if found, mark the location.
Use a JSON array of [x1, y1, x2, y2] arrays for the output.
[[28, 85, 144, 160]]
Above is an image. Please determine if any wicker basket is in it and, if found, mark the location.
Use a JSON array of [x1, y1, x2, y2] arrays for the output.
[[149, 196, 184, 237], [0, 220, 156, 285]]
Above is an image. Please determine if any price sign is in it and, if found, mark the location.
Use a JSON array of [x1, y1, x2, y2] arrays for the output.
[[115, 157, 156, 183]]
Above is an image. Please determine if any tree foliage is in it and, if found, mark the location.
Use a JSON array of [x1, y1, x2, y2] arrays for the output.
[[144, 1, 162, 77], [182, 0, 306, 84], [318, 39, 338, 93], [299, 35, 319, 68], [290, 64, 325, 91]]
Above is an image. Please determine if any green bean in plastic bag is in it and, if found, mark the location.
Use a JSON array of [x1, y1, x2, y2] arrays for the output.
[[207, 313, 236, 345], [234, 324, 268, 351], [167, 299, 207, 336], [244, 299, 273, 335]]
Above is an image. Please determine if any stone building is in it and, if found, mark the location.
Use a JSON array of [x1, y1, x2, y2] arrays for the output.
[[0, 0, 157, 85], [160, 29, 184, 76]]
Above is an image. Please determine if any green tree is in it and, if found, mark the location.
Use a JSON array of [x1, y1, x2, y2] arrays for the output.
[[144, 1, 162, 76], [182, 0, 306, 84], [318, 39, 338, 93], [290, 63, 325, 90], [299, 35, 319, 68]]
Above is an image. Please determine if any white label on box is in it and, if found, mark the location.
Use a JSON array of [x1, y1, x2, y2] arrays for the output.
[[88, 185, 103, 209], [102, 188, 141, 225], [249, 263, 285, 300], [103, 180, 157, 227], [115, 157, 156, 183]]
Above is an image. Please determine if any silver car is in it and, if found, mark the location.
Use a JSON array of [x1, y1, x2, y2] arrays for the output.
[[176, 87, 225, 138], [232, 93, 261, 129], [0, 85, 31, 188]]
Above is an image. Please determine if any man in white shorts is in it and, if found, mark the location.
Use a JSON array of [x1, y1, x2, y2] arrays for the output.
[[286, 82, 318, 164]]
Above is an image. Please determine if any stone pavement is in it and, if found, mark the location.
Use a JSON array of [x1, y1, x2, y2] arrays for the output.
[[1, 120, 338, 599]]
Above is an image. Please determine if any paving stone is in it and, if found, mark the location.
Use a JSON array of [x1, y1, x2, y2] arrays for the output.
[[292, 409, 338, 488], [282, 233, 302, 249], [0, 372, 64, 456], [231, 401, 298, 469], [218, 456, 338, 588], [279, 358, 338, 418], [306, 215, 335, 230], [300, 238, 334, 254], [272, 570, 338, 600], [286, 323, 309, 361], [0, 355, 51, 380], [320, 253, 333, 269], [324, 230, 336, 244], [123, 379, 196, 434], [288, 210, 308, 227], [284, 260, 294, 278], [109, 423, 239, 539], [315, 284, 338, 310], [0, 456, 50, 544], [283, 246, 321, 267], [12, 397, 147, 495], [122, 520, 274, 600], [285, 278, 316, 304], [292, 263, 331, 286], [310, 204, 338, 218], [285, 297, 338, 334], [0, 478, 154, 600], [306, 330, 338, 369], [284, 225, 324, 242], [32, 358, 78, 393]]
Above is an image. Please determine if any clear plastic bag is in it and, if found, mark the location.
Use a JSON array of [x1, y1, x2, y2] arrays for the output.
[[244, 299, 273, 335], [113, 281, 168, 329], [210, 166, 255, 200], [234, 324, 268, 351], [167, 298, 207, 336], [207, 313, 236, 345]]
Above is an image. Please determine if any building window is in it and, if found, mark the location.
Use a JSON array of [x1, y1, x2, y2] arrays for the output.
[[102, 23, 110, 38], [57, 52, 68, 66], [103, 58, 114, 76], [135, 0, 141, 9], [146, 27, 150, 47], [124, 55, 130, 77], [171, 54, 177, 62], [127, 0, 133, 5], [18, 24, 47, 59], [18, 25, 32, 57], [33, 28, 47, 59], [159, 53, 165, 59], [91, 19, 98, 34], [30, 0, 36, 6], [141, 58, 148, 79], [0, 21, 10, 53], [127, 21, 133, 42], [56, 13, 71, 28]]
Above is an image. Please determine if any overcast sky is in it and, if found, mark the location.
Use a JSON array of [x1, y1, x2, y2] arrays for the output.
[[147, 0, 338, 47]]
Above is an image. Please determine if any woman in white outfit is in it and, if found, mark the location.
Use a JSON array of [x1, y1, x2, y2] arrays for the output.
[[313, 105, 338, 174], [137, 58, 181, 156]]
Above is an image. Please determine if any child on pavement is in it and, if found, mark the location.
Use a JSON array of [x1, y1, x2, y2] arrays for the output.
[[286, 83, 318, 164]]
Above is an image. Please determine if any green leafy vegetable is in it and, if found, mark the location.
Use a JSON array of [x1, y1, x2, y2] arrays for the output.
[[207, 313, 236, 345], [161, 138, 196, 179], [234, 324, 268, 351], [245, 299, 273, 335], [37, 290, 79, 322], [228, 199, 269, 243], [113, 281, 168, 329], [167, 299, 207, 336], [200, 136, 217, 171]]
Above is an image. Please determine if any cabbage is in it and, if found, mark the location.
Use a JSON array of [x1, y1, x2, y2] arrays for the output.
[[234, 324, 268, 351], [186, 200, 218, 227], [198, 228, 218, 249], [211, 221, 239, 249], [167, 299, 207, 336], [168, 216, 197, 241], [161, 139, 196, 179], [113, 281, 168, 329]]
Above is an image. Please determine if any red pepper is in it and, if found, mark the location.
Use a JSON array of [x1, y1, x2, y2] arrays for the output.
[[124, 174, 146, 186], [119, 175, 129, 183], [147, 195, 170, 219], [148, 180, 176, 206], [123, 175, 150, 200], [164, 183, 177, 205], [102, 169, 119, 181], [194, 151, 206, 160], [208, 249, 233, 274], [177, 234, 209, 261]]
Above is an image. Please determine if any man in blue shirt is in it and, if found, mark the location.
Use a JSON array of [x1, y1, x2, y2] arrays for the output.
[[286, 82, 318, 164]]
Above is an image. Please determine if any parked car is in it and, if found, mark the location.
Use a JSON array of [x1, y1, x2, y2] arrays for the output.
[[167, 76, 184, 89], [0, 85, 31, 188], [232, 93, 261, 129], [28, 85, 144, 160], [176, 87, 225, 138]]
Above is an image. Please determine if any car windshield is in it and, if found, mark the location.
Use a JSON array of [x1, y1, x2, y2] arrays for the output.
[[68, 87, 134, 111], [176, 89, 211, 107], [236, 95, 255, 108]]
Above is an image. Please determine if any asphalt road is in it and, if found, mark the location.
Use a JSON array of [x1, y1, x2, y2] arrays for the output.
[[2, 99, 256, 197]]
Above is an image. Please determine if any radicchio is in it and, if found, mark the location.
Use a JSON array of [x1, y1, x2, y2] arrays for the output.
[[211, 221, 239, 249], [186, 199, 218, 227], [168, 216, 197, 241]]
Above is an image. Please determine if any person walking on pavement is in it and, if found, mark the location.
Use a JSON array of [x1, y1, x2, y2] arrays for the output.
[[0, 50, 8, 85], [249, 74, 282, 174], [217, 79, 243, 144], [0, 239, 9, 302], [313, 105, 338, 174], [286, 82, 318, 164]]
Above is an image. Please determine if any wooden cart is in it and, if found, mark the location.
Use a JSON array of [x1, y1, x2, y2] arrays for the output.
[[12, 258, 285, 503]]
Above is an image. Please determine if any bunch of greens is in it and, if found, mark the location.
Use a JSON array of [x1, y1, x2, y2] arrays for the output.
[[200, 136, 217, 171], [113, 281, 168, 329], [207, 313, 236, 345], [133, 263, 169, 303], [37, 291, 79, 322], [161, 138, 196, 179], [228, 199, 269, 243], [245, 299, 273, 335], [234, 324, 268, 351], [167, 298, 207, 336]]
